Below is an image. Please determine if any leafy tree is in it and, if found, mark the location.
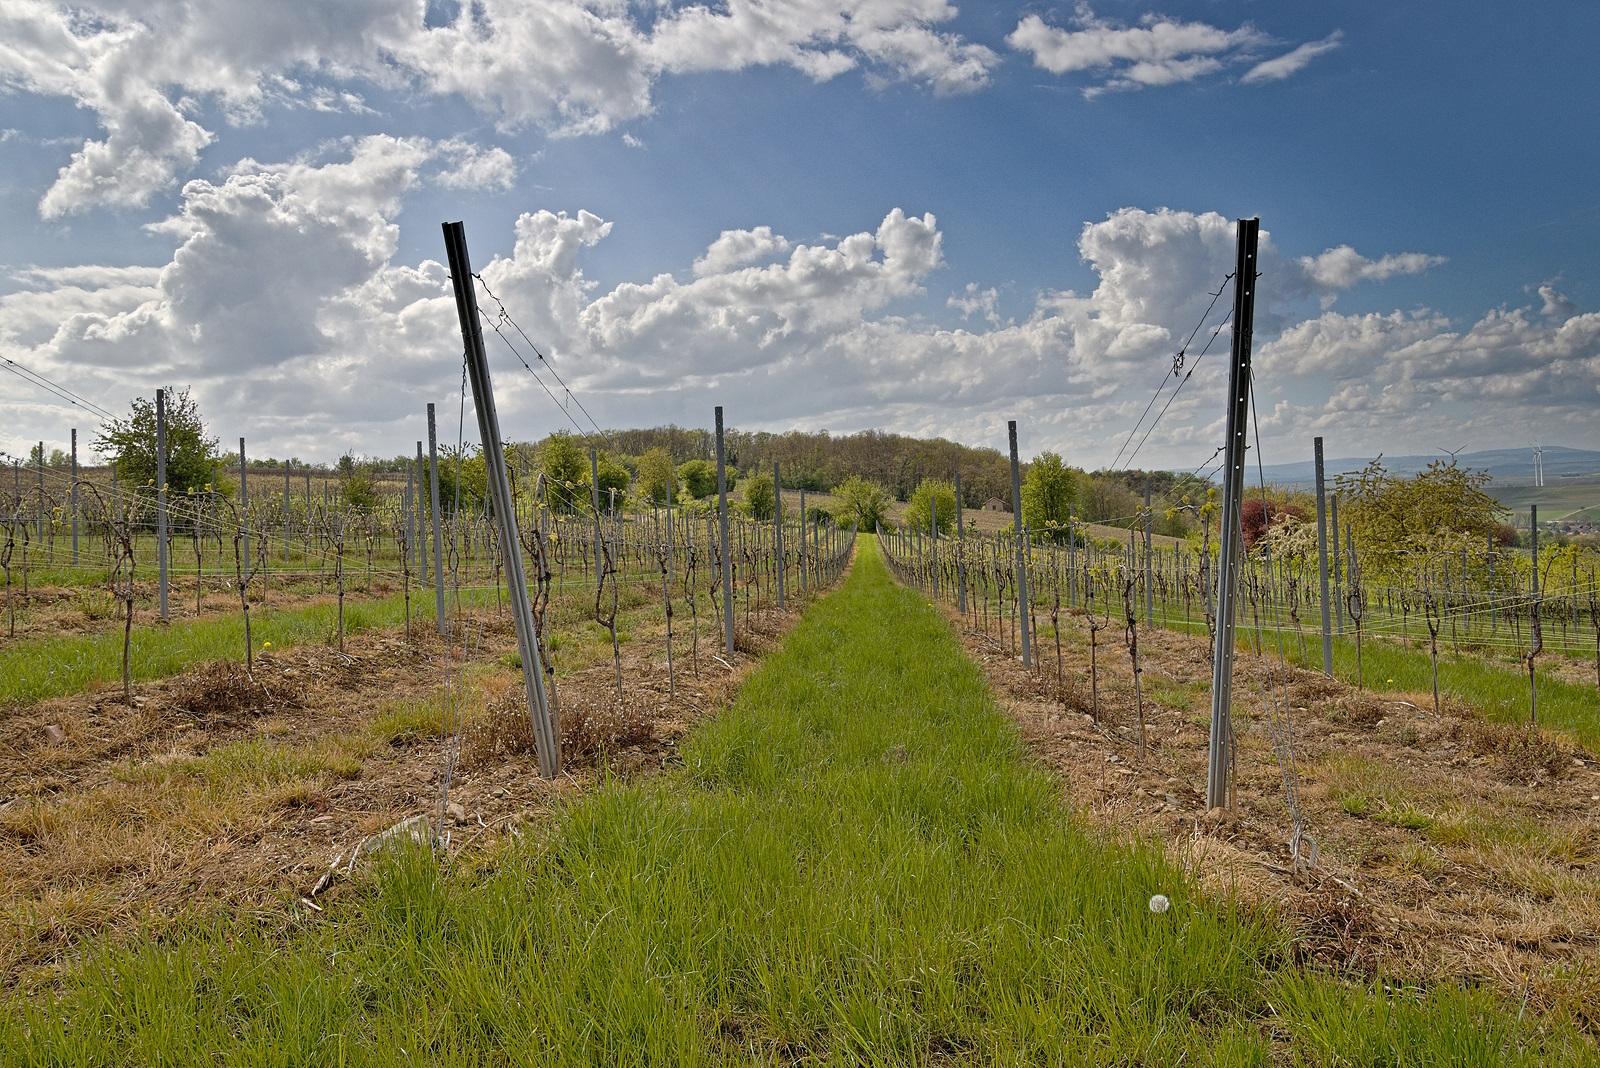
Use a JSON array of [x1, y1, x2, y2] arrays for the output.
[[1078, 473, 1139, 529], [743, 472, 776, 520], [636, 446, 678, 504], [905, 478, 957, 535], [26, 445, 70, 468], [338, 452, 380, 510], [680, 458, 734, 499], [92, 387, 221, 495], [1333, 459, 1502, 577], [593, 453, 630, 512], [540, 431, 588, 512], [1022, 452, 1076, 542], [834, 475, 890, 532], [436, 446, 488, 512]]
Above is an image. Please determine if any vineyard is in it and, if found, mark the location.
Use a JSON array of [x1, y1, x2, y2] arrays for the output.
[[878, 511, 1600, 735], [0, 440, 856, 987], [3, 219, 1599, 1061]]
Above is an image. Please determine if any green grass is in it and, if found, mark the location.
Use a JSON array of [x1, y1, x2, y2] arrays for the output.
[[113, 736, 367, 788], [1275, 629, 1600, 749], [1033, 593, 1599, 750], [4, 537, 1596, 1064], [0, 591, 433, 704]]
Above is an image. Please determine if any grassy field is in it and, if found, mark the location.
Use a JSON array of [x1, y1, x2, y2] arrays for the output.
[[4, 537, 1597, 1064], [1490, 475, 1600, 523], [0, 590, 433, 704], [1112, 603, 1600, 750]]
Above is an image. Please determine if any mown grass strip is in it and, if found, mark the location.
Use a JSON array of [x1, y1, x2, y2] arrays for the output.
[[4, 538, 1595, 1065]]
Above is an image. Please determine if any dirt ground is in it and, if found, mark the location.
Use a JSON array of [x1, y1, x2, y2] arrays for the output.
[[954, 600, 1600, 1032], [0, 588, 798, 991], [0, 572, 406, 648]]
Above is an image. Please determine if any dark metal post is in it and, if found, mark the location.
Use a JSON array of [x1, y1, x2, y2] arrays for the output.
[[930, 492, 939, 601], [1487, 530, 1496, 637], [1314, 436, 1333, 673], [954, 471, 967, 613], [427, 404, 446, 634], [1330, 493, 1342, 634], [1530, 506, 1540, 725], [70, 428, 79, 565], [1008, 420, 1032, 668], [1207, 217, 1258, 810], [156, 391, 168, 620], [239, 438, 249, 591], [283, 460, 291, 562], [591, 450, 603, 579], [443, 220, 559, 777], [773, 461, 785, 609], [716, 407, 734, 655], [416, 442, 427, 588], [1144, 479, 1153, 626], [799, 487, 807, 598]]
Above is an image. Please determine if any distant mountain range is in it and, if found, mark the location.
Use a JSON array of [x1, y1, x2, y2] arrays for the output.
[[1249, 446, 1600, 486]]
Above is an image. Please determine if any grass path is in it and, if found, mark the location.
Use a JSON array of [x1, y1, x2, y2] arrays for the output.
[[4, 538, 1595, 1065]]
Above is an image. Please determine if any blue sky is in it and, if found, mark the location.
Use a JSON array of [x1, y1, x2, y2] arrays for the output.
[[2, 0, 1597, 473]]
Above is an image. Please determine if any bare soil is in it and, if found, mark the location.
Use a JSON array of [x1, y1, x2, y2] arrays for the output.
[[955, 602, 1600, 1032], [0, 587, 800, 991]]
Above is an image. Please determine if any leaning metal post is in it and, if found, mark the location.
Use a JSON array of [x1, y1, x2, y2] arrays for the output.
[[443, 220, 559, 778], [1207, 217, 1259, 810]]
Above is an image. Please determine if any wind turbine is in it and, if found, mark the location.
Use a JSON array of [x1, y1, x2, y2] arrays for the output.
[[1531, 442, 1545, 487]]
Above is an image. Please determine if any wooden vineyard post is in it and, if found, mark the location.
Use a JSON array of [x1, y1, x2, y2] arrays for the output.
[[1008, 420, 1032, 669], [1208, 217, 1258, 811], [716, 406, 734, 656], [442, 220, 560, 778], [427, 404, 446, 635], [1314, 436, 1333, 673]]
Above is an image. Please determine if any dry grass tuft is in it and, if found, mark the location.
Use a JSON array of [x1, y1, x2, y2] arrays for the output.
[[1330, 692, 1388, 727], [560, 691, 656, 766], [457, 676, 660, 770], [1287, 672, 1344, 705], [461, 687, 541, 769], [1290, 881, 1386, 975], [169, 660, 305, 725], [1451, 720, 1580, 784]]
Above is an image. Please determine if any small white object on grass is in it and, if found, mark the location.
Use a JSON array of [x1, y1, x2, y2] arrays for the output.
[[1149, 894, 1170, 914]]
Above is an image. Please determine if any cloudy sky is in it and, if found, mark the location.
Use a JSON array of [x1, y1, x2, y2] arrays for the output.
[[2, 0, 1597, 473]]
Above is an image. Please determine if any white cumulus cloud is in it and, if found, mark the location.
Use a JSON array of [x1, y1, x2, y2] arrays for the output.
[[1008, 6, 1339, 97], [5, 187, 1593, 468], [693, 226, 793, 277], [1, 0, 996, 216]]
